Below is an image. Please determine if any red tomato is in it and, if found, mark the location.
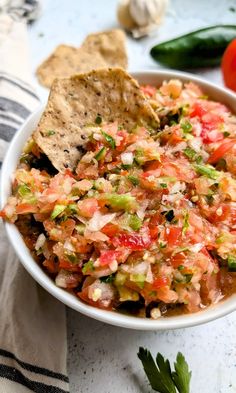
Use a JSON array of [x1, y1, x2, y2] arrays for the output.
[[16, 203, 38, 214], [222, 39, 236, 92], [208, 204, 230, 223], [148, 212, 161, 240], [201, 128, 224, 144], [208, 139, 236, 164], [101, 223, 119, 237], [190, 102, 223, 144], [153, 276, 168, 289], [164, 227, 182, 246], [190, 102, 207, 118], [77, 198, 98, 218], [43, 259, 58, 274], [59, 259, 80, 272], [113, 232, 152, 250], [99, 250, 118, 266], [141, 85, 157, 97], [170, 252, 186, 268]]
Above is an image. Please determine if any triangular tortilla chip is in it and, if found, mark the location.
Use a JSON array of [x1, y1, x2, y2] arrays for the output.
[[33, 68, 159, 172], [81, 29, 128, 69], [36, 29, 128, 88]]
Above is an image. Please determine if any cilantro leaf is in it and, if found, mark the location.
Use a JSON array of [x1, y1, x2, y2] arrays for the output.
[[172, 353, 191, 393], [156, 353, 177, 393], [138, 348, 191, 393], [102, 131, 116, 149], [138, 348, 173, 393]]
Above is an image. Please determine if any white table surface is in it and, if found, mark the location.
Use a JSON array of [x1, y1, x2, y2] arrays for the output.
[[28, 1, 236, 392]]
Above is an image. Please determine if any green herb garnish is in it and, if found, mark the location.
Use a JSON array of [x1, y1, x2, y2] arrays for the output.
[[138, 348, 191, 393], [100, 274, 115, 283], [184, 273, 193, 283], [228, 255, 236, 272], [95, 146, 106, 161], [95, 115, 102, 125], [181, 121, 192, 134], [223, 131, 230, 137], [102, 131, 116, 149], [47, 130, 56, 136], [183, 147, 196, 161], [128, 175, 140, 186], [66, 253, 78, 264], [160, 183, 168, 189]]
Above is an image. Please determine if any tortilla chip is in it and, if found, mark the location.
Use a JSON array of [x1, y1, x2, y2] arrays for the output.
[[36, 29, 128, 88], [81, 29, 127, 69], [34, 68, 159, 173]]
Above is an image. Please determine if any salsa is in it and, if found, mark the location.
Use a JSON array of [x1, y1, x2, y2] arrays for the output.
[[2, 79, 236, 319]]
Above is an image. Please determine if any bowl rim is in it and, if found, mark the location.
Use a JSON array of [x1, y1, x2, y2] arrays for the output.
[[1, 69, 236, 330]]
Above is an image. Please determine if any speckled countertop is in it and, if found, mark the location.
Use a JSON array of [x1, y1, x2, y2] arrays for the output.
[[28, 1, 236, 392]]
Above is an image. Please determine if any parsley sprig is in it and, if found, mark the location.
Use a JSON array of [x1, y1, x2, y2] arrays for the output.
[[138, 348, 191, 393]]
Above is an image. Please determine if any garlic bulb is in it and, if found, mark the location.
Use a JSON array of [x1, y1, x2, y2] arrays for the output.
[[117, 0, 168, 38]]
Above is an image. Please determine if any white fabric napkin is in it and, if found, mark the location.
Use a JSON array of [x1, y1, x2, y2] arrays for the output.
[[0, 2, 69, 392]]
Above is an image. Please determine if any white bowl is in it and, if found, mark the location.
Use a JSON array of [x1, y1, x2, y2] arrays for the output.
[[1, 70, 236, 330]]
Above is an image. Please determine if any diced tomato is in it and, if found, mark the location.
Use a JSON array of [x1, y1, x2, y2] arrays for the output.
[[116, 129, 128, 152], [208, 139, 236, 164], [99, 250, 118, 266], [43, 259, 58, 274], [201, 128, 224, 144], [190, 102, 207, 118], [190, 102, 224, 144], [59, 259, 80, 272], [222, 39, 236, 92], [153, 276, 168, 289], [113, 232, 152, 250], [164, 227, 182, 246], [16, 203, 38, 214], [207, 204, 230, 223], [101, 223, 119, 237], [77, 198, 98, 218], [64, 168, 76, 178], [141, 85, 157, 97], [170, 252, 186, 268], [148, 212, 161, 239]]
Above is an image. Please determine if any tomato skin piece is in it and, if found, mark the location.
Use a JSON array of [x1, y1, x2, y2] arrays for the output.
[[222, 39, 236, 92], [170, 252, 186, 268], [113, 232, 152, 250], [101, 223, 119, 237], [16, 203, 38, 214], [208, 139, 236, 164], [152, 276, 168, 289], [148, 212, 161, 240], [164, 227, 182, 246]]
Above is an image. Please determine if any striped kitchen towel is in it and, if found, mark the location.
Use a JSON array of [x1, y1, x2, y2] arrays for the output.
[[0, 2, 69, 393]]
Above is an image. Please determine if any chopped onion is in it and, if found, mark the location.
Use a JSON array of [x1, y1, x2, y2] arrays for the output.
[[189, 243, 203, 253], [121, 152, 134, 165], [87, 210, 116, 232], [84, 230, 109, 242], [146, 264, 153, 283], [64, 240, 75, 252], [35, 233, 46, 251]]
